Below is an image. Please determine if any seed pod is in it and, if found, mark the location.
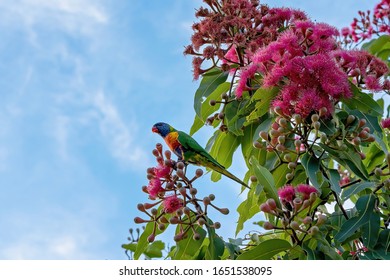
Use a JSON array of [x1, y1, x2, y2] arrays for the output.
[[209, 99, 217, 106], [311, 114, 319, 123]]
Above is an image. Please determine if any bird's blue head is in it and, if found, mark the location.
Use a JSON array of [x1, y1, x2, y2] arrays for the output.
[[152, 122, 174, 137]]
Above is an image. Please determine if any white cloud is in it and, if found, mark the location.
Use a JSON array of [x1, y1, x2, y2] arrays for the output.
[[91, 90, 146, 167]]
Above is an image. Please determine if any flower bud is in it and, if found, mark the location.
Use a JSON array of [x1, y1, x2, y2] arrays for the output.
[[276, 144, 286, 152], [316, 214, 327, 226], [267, 198, 277, 210], [352, 137, 361, 146], [284, 154, 292, 162], [319, 107, 328, 117], [195, 169, 204, 177], [147, 234, 155, 242], [152, 149, 159, 157], [176, 169, 185, 178], [209, 99, 217, 106], [251, 233, 259, 243], [193, 233, 201, 241], [260, 203, 271, 213], [303, 216, 313, 225], [190, 187, 198, 195], [151, 208, 158, 216], [203, 196, 211, 205], [374, 168, 383, 176], [278, 135, 286, 144], [158, 223, 166, 231], [288, 162, 297, 170], [253, 141, 263, 149], [293, 114, 302, 124], [164, 150, 171, 159], [259, 131, 268, 140], [169, 216, 179, 224], [221, 92, 228, 100], [290, 221, 300, 230], [311, 114, 320, 123], [278, 118, 288, 128], [174, 233, 183, 242], [250, 175, 257, 182], [176, 161, 185, 170], [263, 221, 274, 230], [137, 203, 146, 212], [219, 208, 230, 215], [346, 115, 356, 125], [309, 226, 319, 235], [313, 121, 321, 130], [358, 118, 367, 128], [218, 112, 225, 120], [134, 217, 147, 224], [197, 218, 206, 226], [286, 173, 294, 180], [214, 222, 221, 229]]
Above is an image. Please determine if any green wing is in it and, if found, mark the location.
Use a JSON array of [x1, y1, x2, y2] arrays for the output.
[[177, 131, 223, 168], [177, 131, 250, 189]]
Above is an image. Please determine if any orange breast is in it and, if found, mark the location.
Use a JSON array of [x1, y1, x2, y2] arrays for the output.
[[164, 132, 181, 156]]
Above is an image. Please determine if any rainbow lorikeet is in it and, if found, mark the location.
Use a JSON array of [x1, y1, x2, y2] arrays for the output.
[[152, 122, 250, 189]]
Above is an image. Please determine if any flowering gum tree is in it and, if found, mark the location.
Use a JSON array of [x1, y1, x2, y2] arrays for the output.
[[125, 0, 390, 260]]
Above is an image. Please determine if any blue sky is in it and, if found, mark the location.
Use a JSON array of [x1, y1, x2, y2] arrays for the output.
[[0, 0, 376, 259]]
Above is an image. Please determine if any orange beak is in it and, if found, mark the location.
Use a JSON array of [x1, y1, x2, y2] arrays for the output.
[[152, 126, 158, 133]]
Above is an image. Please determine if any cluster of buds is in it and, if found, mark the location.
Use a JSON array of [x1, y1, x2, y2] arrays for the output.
[[254, 108, 329, 180], [134, 143, 229, 242], [340, 0, 390, 46], [260, 184, 326, 240], [207, 92, 230, 132]]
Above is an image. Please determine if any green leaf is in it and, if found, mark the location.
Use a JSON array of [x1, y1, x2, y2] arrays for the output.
[[235, 183, 264, 235], [341, 181, 376, 200], [174, 225, 207, 260], [122, 243, 137, 252], [144, 240, 165, 259], [343, 83, 383, 117], [245, 87, 279, 124], [328, 169, 341, 195], [224, 99, 251, 136], [237, 239, 291, 260], [362, 35, 390, 55], [205, 219, 225, 260], [200, 82, 230, 121], [301, 153, 321, 190], [362, 212, 381, 250], [194, 69, 228, 119], [208, 131, 240, 182], [134, 221, 163, 260], [334, 194, 376, 243], [250, 156, 281, 208], [190, 115, 204, 135]]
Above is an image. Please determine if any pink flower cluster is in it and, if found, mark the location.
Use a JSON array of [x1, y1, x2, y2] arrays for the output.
[[381, 117, 390, 129], [144, 145, 183, 214], [236, 21, 354, 118], [278, 184, 318, 204], [341, 0, 390, 43], [333, 50, 389, 92], [184, 0, 308, 79]]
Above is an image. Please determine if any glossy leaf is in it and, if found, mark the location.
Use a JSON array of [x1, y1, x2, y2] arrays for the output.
[[343, 83, 383, 117], [328, 169, 341, 195], [301, 153, 321, 190], [144, 240, 165, 259], [237, 239, 291, 260], [250, 156, 281, 208], [174, 225, 207, 260], [334, 194, 376, 243], [208, 131, 240, 181], [362, 212, 381, 250], [194, 68, 228, 119], [341, 181, 375, 200]]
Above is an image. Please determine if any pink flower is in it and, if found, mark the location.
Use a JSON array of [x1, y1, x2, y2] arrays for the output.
[[154, 164, 171, 178], [162, 195, 183, 213], [278, 185, 295, 204], [295, 184, 317, 201], [381, 117, 390, 129], [147, 178, 164, 199]]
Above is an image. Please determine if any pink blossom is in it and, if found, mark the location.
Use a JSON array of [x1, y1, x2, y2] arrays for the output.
[[278, 185, 295, 204], [154, 164, 171, 178], [162, 195, 183, 213], [295, 184, 317, 201], [381, 117, 390, 129], [147, 178, 164, 199]]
